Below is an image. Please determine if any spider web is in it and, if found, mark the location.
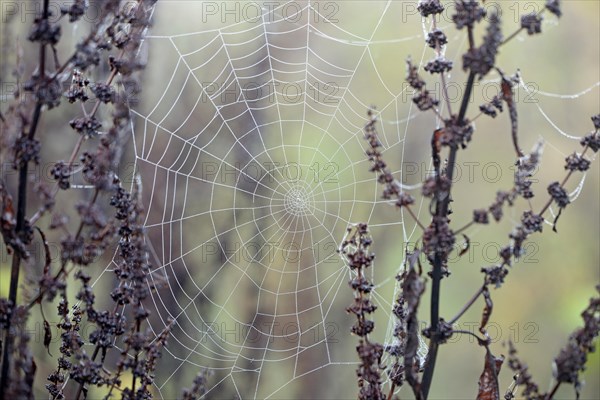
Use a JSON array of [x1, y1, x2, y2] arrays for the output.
[[93, 1, 599, 398]]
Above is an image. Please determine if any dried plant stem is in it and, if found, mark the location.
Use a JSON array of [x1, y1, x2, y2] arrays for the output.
[[421, 148, 457, 399], [0, 2, 49, 396], [71, 300, 127, 400], [468, 27, 475, 49], [386, 383, 396, 400], [30, 134, 84, 225], [431, 107, 444, 121], [45, 5, 119, 84], [405, 206, 426, 230], [30, 61, 120, 226], [70, 346, 101, 400], [131, 320, 142, 393], [454, 220, 474, 235], [500, 29, 523, 47], [0, 253, 22, 400], [501, 9, 546, 47], [420, 304, 439, 400], [448, 285, 485, 325], [376, 3, 594, 400], [421, 68, 476, 400], [28, 27, 136, 309], [458, 72, 476, 123], [432, 17, 453, 116], [99, 312, 142, 400], [452, 329, 486, 344], [28, 188, 99, 310], [538, 142, 593, 217], [545, 381, 561, 400]]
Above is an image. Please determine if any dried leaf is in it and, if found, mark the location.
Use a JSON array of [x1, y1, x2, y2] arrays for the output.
[[459, 234, 470, 257], [552, 207, 563, 233], [35, 226, 52, 276], [480, 287, 493, 334], [501, 75, 523, 157], [403, 249, 425, 399], [43, 320, 52, 356], [0, 182, 28, 257], [0, 185, 16, 251], [477, 348, 504, 400], [432, 128, 443, 171]]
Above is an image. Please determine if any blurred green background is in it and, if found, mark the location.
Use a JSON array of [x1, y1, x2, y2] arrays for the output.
[[1, 1, 598, 399]]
